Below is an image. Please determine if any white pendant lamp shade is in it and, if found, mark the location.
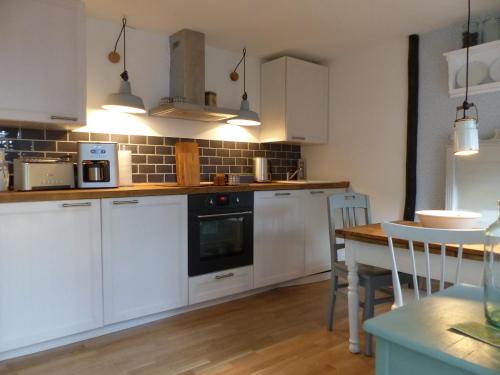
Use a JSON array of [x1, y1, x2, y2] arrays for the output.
[[227, 98, 261, 126], [102, 80, 146, 114], [227, 48, 261, 126], [453, 0, 479, 156], [102, 17, 146, 115], [454, 117, 479, 156]]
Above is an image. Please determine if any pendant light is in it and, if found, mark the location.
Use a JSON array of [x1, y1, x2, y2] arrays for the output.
[[102, 17, 146, 114], [227, 48, 261, 126], [453, 0, 479, 156]]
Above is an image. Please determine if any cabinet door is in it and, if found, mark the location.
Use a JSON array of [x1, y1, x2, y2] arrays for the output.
[[102, 196, 188, 325], [304, 189, 342, 275], [0, 200, 102, 353], [286, 57, 328, 144], [0, 0, 86, 125], [254, 190, 305, 288]]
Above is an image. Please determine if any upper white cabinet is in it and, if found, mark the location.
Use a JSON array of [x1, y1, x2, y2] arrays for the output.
[[0, 199, 102, 353], [0, 0, 86, 127], [102, 195, 188, 325], [253, 190, 305, 288], [260, 57, 328, 144]]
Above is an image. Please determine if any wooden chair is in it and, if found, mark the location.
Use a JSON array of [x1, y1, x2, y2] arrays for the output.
[[382, 222, 485, 308], [327, 192, 396, 356]]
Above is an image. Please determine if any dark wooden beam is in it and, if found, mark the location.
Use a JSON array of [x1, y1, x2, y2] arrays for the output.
[[403, 34, 419, 221]]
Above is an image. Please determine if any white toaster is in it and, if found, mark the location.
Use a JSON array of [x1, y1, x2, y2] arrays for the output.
[[13, 158, 75, 191]]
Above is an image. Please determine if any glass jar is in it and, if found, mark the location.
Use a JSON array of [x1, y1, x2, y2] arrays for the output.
[[482, 16, 500, 43], [484, 202, 500, 328]]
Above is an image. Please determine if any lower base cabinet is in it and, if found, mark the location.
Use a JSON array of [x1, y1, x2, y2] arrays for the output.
[[254, 190, 306, 288], [0, 199, 103, 353], [188, 266, 254, 305], [304, 189, 343, 274], [102, 195, 188, 325]]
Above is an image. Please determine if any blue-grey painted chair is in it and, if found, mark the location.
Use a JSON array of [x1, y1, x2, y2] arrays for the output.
[[326, 192, 395, 356]]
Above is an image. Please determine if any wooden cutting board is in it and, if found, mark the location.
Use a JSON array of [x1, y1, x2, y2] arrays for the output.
[[175, 142, 200, 186]]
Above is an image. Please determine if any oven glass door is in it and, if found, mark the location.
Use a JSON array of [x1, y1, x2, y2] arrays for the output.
[[189, 211, 253, 276]]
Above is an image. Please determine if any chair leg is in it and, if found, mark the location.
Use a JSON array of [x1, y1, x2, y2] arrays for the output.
[[363, 282, 375, 356], [327, 274, 338, 331]]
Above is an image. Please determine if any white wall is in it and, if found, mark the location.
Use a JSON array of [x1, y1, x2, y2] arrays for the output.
[[418, 21, 500, 211], [82, 17, 261, 142], [303, 38, 408, 222]]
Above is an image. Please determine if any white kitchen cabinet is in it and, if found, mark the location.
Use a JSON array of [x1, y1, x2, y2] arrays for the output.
[[102, 195, 188, 325], [0, 200, 102, 353], [304, 189, 343, 275], [0, 0, 86, 127], [260, 57, 328, 144], [189, 266, 253, 305], [254, 190, 305, 288]]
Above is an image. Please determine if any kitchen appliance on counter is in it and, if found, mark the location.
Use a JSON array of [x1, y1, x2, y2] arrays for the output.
[[13, 157, 75, 191], [188, 192, 254, 277], [253, 157, 271, 182], [77, 142, 118, 188]]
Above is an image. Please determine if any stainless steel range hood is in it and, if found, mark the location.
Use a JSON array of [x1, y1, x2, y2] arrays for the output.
[[149, 29, 238, 122]]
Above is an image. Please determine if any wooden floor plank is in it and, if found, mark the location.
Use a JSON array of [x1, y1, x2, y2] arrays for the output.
[[0, 280, 389, 374]]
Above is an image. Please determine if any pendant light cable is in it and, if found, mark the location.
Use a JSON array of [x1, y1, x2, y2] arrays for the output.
[[243, 48, 247, 100], [123, 17, 126, 74], [112, 17, 129, 81], [463, 0, 471, 117]]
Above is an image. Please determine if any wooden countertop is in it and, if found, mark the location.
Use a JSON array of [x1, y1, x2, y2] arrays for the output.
[[336, 221, 484, 261], [0, 181, 349, 203]]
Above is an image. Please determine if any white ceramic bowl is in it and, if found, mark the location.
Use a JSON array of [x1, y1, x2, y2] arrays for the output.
[[416, 210, 482, 229]]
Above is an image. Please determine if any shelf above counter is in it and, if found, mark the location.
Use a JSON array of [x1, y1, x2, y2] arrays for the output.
[[444, 40, 500, 98]]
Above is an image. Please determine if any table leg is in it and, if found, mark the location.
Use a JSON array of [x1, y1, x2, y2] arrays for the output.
[[347, 258, 360, 354]]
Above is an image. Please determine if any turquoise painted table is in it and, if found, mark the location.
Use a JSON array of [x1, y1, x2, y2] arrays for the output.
[[364, 284, 500, 375]]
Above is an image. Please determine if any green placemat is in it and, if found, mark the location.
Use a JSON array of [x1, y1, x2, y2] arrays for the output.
[[451, 322, 500, 349]]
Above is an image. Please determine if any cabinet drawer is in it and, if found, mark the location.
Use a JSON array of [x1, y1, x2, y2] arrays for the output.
[[188, 266, 253, 305]]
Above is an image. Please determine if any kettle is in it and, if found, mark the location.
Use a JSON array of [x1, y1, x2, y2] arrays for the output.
[[253, 157, 271, 182]]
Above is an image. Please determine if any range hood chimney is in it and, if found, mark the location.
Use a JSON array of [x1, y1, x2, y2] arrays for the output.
[[149, 29, 238, 122], [169, 29, 205, 105]]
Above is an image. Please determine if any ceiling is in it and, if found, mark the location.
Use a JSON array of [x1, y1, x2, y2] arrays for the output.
[[84, 0, 500, 62]]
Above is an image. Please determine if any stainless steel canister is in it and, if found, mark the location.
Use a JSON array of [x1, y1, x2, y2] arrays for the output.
[[253, 157, 271, 182]]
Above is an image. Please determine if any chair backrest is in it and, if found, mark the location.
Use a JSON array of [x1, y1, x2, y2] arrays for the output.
[[327, 192, 371, 263], [382, 222, 485, 308]]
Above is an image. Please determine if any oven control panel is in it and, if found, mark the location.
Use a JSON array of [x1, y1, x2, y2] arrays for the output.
[[189, 191, 253, 211]]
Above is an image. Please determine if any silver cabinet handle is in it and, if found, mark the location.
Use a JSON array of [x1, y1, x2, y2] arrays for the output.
[[197, 211, 252, 219], [215, 272, 234, 280], [51, 115, 78, 122], [310, 191, 325, 195], [291, 136, 306, 140], [275, 192, 291, 196], [62, 202, 92, 208], [113, 200, 139, 205]]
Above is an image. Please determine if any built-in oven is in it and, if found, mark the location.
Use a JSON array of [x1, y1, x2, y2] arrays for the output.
[[188, 192, 253, 277]]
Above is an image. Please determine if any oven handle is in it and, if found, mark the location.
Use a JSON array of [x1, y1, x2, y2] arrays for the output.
[[196, 211, 253, 219]]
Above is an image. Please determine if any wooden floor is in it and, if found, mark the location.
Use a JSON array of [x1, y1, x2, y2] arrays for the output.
[[0, 280, 391, 375]]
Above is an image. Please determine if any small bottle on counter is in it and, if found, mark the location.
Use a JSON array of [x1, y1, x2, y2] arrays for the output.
[[0, 152, 9, 192]]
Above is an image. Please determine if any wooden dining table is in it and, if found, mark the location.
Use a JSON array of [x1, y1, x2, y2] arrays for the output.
[[336, 221, 485, 354]]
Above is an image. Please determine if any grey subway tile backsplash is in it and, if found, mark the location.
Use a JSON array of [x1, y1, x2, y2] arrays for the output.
[[0, 126, 301, 184]]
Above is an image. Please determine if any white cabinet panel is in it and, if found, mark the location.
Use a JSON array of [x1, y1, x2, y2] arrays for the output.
[[304, 189, 343, 275], [0, 200, 102, 353], [286, 58, 328, 144], [254, 190, 305, 288], [0, 0, 86, 126], [102, 196, 188, 324], [188, 266, 253, 305], [261, 57, 328, 144]]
